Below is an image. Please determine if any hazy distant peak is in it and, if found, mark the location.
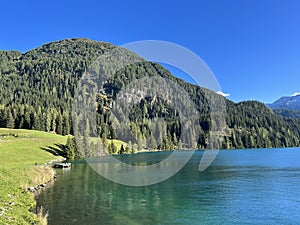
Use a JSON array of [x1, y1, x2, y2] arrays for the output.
[[292, 92, 300, 97], [268, 94, 300, 110]]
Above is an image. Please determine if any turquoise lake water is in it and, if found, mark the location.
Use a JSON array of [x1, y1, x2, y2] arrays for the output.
[[36, 148, 300, 224]]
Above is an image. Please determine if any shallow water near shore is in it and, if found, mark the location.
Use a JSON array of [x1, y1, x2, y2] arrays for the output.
[[36, 148, 300, 224]]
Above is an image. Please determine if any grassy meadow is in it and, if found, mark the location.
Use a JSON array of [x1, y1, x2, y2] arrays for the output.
[[0, 128, 67, 224]]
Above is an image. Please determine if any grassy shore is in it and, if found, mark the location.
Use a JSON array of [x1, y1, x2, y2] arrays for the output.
[[0, 128, 68, 224]]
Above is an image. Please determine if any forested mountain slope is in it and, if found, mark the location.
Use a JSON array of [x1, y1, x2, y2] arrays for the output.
[[0, 38, 300, 150]]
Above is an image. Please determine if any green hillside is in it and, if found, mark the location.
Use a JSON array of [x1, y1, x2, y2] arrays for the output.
[[0, 38, 300, 151], [0, 128, 67, 224], [273, 108, 300, 119]]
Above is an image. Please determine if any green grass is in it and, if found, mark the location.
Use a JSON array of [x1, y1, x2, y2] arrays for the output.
[[0, 128, 68, 224], [104, 139, 128, 152], [90, 137, 128, 154]]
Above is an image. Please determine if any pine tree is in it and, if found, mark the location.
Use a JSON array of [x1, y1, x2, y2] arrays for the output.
[[6, 112, 15, 128], [56, 114, 63, 135], [65, 136, 75, 160], [119, 144, 125, 154], [73, 137, 82, 159], [83, 118, 90, 156]]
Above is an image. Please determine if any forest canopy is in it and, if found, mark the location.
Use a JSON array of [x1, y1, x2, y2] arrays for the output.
[[1, 38, 300, 153]]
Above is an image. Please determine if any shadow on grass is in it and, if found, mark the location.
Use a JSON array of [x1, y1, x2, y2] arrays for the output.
[[41, 143, 66, 158]]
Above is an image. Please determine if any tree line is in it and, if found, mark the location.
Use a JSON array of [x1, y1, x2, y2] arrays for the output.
[[0, 38, 300, 157]]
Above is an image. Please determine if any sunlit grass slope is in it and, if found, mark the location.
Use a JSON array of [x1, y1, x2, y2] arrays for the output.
[[0, 128, 67, 224]]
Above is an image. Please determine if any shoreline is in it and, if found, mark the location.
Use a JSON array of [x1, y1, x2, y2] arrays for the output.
[[0, 160, 60, 224], [27, 157, 66, 193], [25, 158, 66, 224], [110, 147, 298, 157], [0, 128, 68, 225]]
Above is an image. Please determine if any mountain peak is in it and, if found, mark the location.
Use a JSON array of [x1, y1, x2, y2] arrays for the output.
[[268, 94, 300, 110]]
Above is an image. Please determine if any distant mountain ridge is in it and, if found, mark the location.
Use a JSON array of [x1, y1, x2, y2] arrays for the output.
[[268, 94, 300, 110]]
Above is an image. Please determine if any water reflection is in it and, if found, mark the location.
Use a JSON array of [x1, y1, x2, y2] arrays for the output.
[[37, 149, 300, 225]]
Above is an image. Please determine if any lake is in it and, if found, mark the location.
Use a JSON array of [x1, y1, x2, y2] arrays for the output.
[[36, 148, 300, 224]]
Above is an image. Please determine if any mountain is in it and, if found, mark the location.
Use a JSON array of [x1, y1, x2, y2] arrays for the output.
[[268, 94, 300, 119], [272, 109, 300, 119], [268, 94, 300, 110], [0, 38, 300, 151]]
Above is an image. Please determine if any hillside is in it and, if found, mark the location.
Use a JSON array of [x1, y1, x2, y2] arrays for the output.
[[0, 38, 300, 150], [273, 109, 300, 119], [268, 94, 300, 119], [268, 94, 300, 110], [0, 128, 67, 224]]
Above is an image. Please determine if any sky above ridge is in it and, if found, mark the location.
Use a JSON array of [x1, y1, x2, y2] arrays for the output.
[[1, 0, 299, 103]]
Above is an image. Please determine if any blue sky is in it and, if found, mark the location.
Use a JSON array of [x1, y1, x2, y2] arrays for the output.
[[1, 0, 299, 103]]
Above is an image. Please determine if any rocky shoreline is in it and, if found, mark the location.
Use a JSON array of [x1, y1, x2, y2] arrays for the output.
[[27, 173, 58, 193], [27, 157, 65, 193]]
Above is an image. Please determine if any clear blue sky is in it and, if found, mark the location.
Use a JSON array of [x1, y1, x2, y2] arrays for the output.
[[1, 0, 299, 103]]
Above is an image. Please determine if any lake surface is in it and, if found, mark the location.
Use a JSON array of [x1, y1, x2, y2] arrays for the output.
[[37, 148, 300, 225]]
